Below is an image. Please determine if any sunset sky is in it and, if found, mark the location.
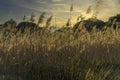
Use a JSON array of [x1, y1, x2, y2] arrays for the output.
[[0, 0, 120, 26]]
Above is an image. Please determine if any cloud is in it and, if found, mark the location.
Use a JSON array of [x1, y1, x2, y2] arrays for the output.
[[95, 0, 120, 21], [9, 0, 120, 24], [52, 0, 62, 2]]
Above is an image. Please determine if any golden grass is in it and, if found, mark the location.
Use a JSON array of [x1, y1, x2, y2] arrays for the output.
[[0, 25, 120, 80]]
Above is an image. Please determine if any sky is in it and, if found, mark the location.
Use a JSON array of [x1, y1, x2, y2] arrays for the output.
[[0, 0, 120, 26]]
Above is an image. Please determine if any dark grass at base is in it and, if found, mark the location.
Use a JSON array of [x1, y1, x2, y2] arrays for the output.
[[0, 53, 120, 80]]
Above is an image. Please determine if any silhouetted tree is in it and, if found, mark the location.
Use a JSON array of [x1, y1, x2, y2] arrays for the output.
[[73, 18, 105, 32], [3, 19, 17, 28], [17, 22, 41, 33], [107, 14, 120, 29]]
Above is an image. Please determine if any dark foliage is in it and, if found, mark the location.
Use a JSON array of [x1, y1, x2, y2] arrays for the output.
[[3, 19, 17, 28], [107, 14, 120, 29], [73, 18, 105, 32], [55, 27, 72, 33], [16, 22, 42, 33]]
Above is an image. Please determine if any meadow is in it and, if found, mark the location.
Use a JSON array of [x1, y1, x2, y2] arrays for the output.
[[0, 22, 120, 80]]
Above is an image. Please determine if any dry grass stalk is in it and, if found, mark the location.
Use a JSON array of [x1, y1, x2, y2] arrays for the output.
[[46, 16, 53, 27], [37, 12, 46, 26], [86, 5, 92, 14], [29, 13, 35, 22], [66, 18, 71, 27]]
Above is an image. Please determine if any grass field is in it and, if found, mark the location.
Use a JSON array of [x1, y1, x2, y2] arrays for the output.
[[0, 24, 120, 80]]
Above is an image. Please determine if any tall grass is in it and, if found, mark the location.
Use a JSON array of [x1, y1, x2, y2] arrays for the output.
[[0, 24, 120, 80]]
